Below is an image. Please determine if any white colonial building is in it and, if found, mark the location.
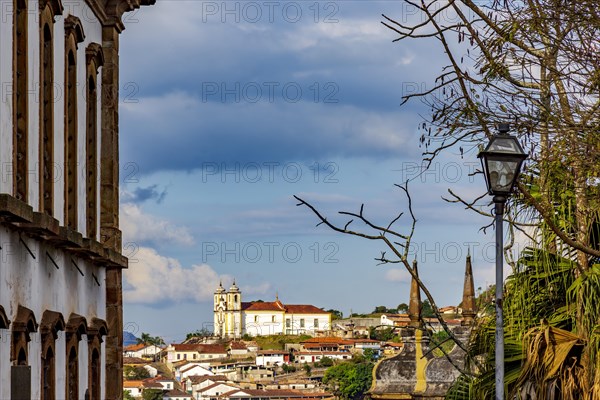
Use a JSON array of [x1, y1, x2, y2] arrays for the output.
[[213, 282, 331, 338], [0, 0, 153, 399]]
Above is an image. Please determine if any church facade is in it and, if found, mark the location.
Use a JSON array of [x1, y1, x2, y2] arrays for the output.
[[0, 1, 153, 399], [214, 282, 332, 338]]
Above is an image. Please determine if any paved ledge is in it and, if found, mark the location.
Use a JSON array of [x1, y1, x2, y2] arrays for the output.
[[0, 193, 127, 269]]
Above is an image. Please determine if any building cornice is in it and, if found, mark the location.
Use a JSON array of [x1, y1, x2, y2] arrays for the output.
[[85, 0, 156, 32]]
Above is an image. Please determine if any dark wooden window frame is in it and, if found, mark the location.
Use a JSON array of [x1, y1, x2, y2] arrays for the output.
[[85, 43, 104, 239], [63, 16, 85, 230], [40, 310, 66, 400], [11, 305, 38, 365], [13, 0, 29, 202], [87, 318, 108, 400], [38, 0, 64, 215], [65, 313, 87, 400]]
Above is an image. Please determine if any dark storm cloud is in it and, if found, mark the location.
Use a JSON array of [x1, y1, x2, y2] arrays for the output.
[[119, 0, 449, 174]]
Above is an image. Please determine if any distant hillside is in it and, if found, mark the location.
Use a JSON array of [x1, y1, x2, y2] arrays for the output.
[[123, 331, 138, 347]]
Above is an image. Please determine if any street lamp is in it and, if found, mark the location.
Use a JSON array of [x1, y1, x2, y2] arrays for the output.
[[478, 123, 527, 400]]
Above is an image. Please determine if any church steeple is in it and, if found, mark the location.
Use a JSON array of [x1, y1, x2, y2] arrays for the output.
[[461, 249, 477, 325], [408, 259, 422, 328]]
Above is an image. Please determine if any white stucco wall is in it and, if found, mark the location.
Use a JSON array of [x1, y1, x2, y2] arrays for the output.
[[243, 311, 285, 336], [284, 313, 330, 335], [0, 224, 107, 399], [0, 0, 108, 398]]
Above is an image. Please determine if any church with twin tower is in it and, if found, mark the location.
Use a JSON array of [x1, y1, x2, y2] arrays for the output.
[[214, 281, 332, 338]]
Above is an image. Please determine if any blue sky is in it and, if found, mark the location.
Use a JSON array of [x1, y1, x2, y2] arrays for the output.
[[118, 0, 508, 343]]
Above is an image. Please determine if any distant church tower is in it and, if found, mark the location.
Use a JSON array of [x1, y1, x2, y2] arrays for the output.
[[213, 280, 242, 338], [214, 282, 226, 337]]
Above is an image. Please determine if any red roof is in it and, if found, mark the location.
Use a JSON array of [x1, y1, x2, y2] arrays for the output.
[[172, 344, 201, 352], [229, 341, 248, 350], [123, 357, 149, 365], [242, 301, 286, 311], [257, 350, 288, 355], [198, 344, 227, 354], [302, 337, 353, 345], [123, 380, 143, 388], [285, 305, 329, 314], [124, 343, 146, 352], [241, 300, 329, 314]]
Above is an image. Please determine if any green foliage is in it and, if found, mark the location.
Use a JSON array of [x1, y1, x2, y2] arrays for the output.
[[142, 389, 163, 400], [327, 309, 344, 319], [421, 300, 435, 318], [362, 348, 378, 361], [304, 364, 312, 376], [323, 360, 374, 400], [397, 303, 408, 313], [123, 365, 150, 380], [282, 363, 297, 373], [123, 391, 136, 400], [186, 328, 212, 340], [317, 356, 334, 367], [136, 332, 164, 346], [369, 326, 395, 341], [253, 335, 311, 350], [430, 330, 455, 358], [446, 248, 594, 399]]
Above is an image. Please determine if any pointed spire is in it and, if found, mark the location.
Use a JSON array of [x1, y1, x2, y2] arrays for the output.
[[276, 291, 279, 301], [461, 251, 477, 326], [408, 259, 422, 327]]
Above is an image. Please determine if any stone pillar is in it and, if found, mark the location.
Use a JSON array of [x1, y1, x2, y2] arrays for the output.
[[101, 25, 122, 400], [461, 250, 477, 326], [408, 259, 422, 328]]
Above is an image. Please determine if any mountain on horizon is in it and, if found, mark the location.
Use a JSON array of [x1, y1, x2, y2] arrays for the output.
[[123, 331, 138, 347]]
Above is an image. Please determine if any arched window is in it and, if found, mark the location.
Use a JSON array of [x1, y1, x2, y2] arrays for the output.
[[85, 43, 103, 239], [87, 318, 107, 400], [65, 313, 87, 400], [39, 0, 63, 215], [10, 306, 38, 398], [13, 0, 28, 202], [0, 305, 9, 330], [40, 310, 65, 400], [11, 305, 38, 365], [64, 16, 85, 230]]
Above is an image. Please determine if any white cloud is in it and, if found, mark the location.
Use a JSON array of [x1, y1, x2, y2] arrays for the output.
[[241, 282, 271, 296], [385, 268, 411, 283], [123, 246, 273, 305], [124, 247, 229, 304], [120, 202, 194, 246]]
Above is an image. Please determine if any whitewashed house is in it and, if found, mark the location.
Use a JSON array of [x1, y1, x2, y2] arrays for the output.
[[255, 350, 289, 367], [196, 382, 240, 400], [185, 375, 228, 395], [123, 381, 144, 398], [295, 351, 352, 363], [214, 282, 331, 338], [124, 343, 163, 359], [180, 364, 214, 380], [164, 389, 194, 400], [0, 0, 154, 399]]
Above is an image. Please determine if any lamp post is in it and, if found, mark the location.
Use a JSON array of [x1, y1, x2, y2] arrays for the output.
[[478, 124, 528, 400]]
